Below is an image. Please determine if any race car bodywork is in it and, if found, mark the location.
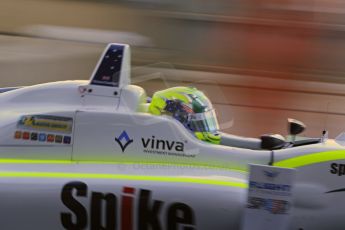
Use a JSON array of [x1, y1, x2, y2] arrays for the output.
[[0, 43, 345, 230]]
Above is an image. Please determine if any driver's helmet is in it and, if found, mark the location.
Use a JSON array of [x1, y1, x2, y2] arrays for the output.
[[148, 86, 221, 144]]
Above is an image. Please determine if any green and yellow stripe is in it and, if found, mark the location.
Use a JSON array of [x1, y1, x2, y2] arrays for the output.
[[0, 171, 247, 188], [274, 150, 345, 168]]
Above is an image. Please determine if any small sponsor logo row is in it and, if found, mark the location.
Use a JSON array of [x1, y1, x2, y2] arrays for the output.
[[247, 196, 290, 214], [14, 131, 71, 144]]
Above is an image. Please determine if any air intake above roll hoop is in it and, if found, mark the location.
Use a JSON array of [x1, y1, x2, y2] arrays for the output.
[[89, 43, 131, 89]]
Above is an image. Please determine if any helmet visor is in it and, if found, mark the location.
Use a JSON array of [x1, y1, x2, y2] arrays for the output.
[[189, 109, 219, 132]]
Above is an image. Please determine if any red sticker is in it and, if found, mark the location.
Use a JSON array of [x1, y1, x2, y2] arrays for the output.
[[47, 134, 55, 142], [23, 132, 30, 140]]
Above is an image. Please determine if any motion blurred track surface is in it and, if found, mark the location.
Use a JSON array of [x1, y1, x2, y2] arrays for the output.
[[2, 0, 345, 82], [0, 35, 344, 139]]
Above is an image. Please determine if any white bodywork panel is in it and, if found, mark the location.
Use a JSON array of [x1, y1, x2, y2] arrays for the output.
[[0, 43, 345, 229]]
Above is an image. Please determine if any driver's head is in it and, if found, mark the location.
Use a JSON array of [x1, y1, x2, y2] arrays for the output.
[[148, 86, 221, 144]]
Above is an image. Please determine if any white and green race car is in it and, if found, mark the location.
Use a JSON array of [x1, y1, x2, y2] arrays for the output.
[[0, 43, 344, 230]]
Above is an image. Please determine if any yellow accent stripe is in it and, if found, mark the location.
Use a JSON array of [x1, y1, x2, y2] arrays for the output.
[[0, 158, 247, 173], [274, 150, 345, 168], [0, 171, 248, 188], [2, 150, 345, 173], [0, 159, 72, 164]]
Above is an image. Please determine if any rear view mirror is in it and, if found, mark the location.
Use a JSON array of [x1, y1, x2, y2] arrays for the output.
[[288, 118, 306, 136], [261, 134, 286, 150]]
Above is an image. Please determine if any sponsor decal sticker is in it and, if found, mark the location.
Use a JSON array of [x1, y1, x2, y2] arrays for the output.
[[263, 170, 280, 180], [114, 131, 195, 158], [22, 132, 30, 140], [330, 163, 345, 176], [247, 197, 290, 215], [14, 131, 22, 139], [55, 135, 63, 144], [142, 136, 184, 153], [39, 133, 47, 142], [14, 131, 71, 145], [115, 131, 133, 153], [60, 181, 196, 230], [47, 134, 55, 142], [17, 115, 73, 134], [30, 132, 38, 141], [63, 136, 72, 145], [242, 164, 296, 230], [249, 181, 292, 196], [141, 135, 194, 158]]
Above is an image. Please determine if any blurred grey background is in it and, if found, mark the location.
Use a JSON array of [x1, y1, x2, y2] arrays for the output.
[[1, 0, 345, 138]]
